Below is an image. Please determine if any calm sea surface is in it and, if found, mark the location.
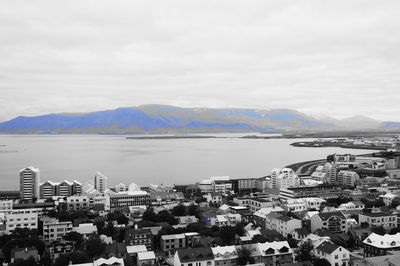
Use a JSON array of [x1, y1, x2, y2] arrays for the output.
[[0, 134, 377, 190]]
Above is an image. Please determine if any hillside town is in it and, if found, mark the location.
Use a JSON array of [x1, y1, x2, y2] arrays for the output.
[[3, 149, 400, 266]]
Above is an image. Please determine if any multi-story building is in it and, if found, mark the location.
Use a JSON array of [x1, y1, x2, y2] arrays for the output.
[[66, 195, 91, 211], [6, 210, 38, 234], [20, 166, 40, 201], [40, 181, 58, 199], [161, 233, 200, 254], [270, 168, 300, 190], [265, 213, 302, 237], [359, 212, 397, 230], [254, 241, 294, 265], [125, 228, 152, 250], [0, 200, 13, 215], [336, 170, 360, 187], [210, 213, 241, 227], [310, 211, 348, 233], [237, 178, 258, 194], [363, 233, 400, 257], [109, 191, 150, 210], [42, 217, 73, 243], [253, 206, 285, 228], [40, 180, 82, 199], [93, 171, 108, 193], [314, 241, 350, 266], [58, 181, 73, 197], [281, 199, 307, 212], [249, 198, 273, 213], [380, 193, 400, 206], [72, 181, 82, 195], [198, 180, 214, 194], [211, 176, 232, 195], [211, 245, 238, 266], [279, 184, 341, 200], [174, 247, 214, 266], [301, 197, 326, 211]]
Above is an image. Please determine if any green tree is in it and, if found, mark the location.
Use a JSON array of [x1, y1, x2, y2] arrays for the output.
[[295, 239, 314, 262], [313, 258, 330, 266], [236, 245, 255, 265], [220, 226, 236, 245], [143, 209, 157, 222], [63, 231, 84, 248], [371, 225, 386, 236], [171, 204, 186, 216], [10, 256, 37, 266], [53, 251, 90, 266], [84, 234, 106, 258]]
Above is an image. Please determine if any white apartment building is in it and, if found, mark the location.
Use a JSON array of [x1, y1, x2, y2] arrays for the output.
[[282, 199, 307, 212], [270, 168, 300, 190], [301, 197, 326, 211], [0, 200, 13, 216], [359, 212, 397, 230], [19, 166, 40, 201], [6, 210, 38, 234], [66, 195, 91, 211], [93, 171, 108, 193], [336, 170, 360, 187], [42, 217, 73, 243], [265, 213, 302, 237], [199, 179, 214, 194], [211, 176, 232, 195]]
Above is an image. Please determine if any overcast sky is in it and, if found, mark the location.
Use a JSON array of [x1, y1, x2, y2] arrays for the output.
[[1, 1, 399, 122]]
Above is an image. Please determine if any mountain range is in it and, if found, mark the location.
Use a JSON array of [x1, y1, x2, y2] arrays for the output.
[[0, 105, 398, 133]]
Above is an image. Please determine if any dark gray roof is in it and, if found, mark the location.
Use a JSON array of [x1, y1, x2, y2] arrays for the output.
[[315, 241, 339, 254], [177, 247, 214, 263]]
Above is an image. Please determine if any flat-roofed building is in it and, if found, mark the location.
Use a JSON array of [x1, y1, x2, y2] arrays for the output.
[[109, 191, 150, 210], [359, 212, 397, 230], [280, 184, 341, 200], [6, 210, 38, 234], [20, 166, 40, 201], [41, 217, 73, 243]]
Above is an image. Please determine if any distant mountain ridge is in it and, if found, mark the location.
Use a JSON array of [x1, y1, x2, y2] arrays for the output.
[[0, 105, 397, 133]]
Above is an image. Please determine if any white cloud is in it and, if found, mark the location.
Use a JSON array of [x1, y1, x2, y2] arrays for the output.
[[0, 0, 399, 121]]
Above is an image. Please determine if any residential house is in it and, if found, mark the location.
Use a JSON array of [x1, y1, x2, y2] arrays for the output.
[[174, 247, 214, 266], [314, 241, 350, 266], [204, 193, 222, 205], [254, 241, 294, 265]]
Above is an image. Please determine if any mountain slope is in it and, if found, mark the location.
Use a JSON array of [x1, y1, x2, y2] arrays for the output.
[[0, 105, 390, 133]]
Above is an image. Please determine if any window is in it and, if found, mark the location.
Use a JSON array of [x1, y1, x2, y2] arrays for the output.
[[335, 255, 338, 259]]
